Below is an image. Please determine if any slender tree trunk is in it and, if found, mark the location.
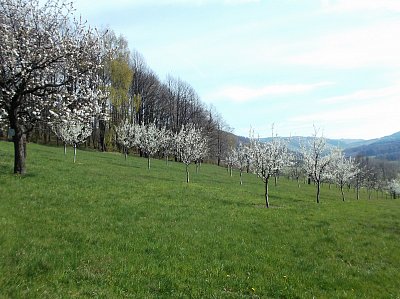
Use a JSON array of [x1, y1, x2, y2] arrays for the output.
[[148, 156, 151, 169], [316, 180, 321, 203], [265, 178, 270, 208], [240, 170, 243, 185], [73, 144, 77, 163], [274, 175, 278, 187], [341, 184, 345, 201], [124, 147, 127, 161], [64, 143, 67, 156], [186, 164, 190, 183]]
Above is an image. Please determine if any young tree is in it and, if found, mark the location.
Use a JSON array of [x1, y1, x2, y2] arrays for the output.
[[138, 122, 160, 169], [0, 0, 103, 174], [388, 178, 400, 199], [226, 149, 236, 177], [176, 124, 208, 183], [115, 119, 140, 160], [250, 132, 290, 208], [232, 143, 250, 185], [301, 129, 335, 203], [331, 151, 358, 201], [159, 126, 175, 165], [51, 119, 92, 163]]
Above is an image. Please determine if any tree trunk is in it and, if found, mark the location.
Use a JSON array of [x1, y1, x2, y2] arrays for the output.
[[13, 129, 27, 175], [265, 177, 270, 208], [73, 144, 77, 163], [148, 156, 151, 169], [240, 170, 243, 185], [186, 164, 190, 183], [64, 143, 67, 156], [341, 184, 345, 201], [316, 180, 321, 203], [99, 119, 107, 152]]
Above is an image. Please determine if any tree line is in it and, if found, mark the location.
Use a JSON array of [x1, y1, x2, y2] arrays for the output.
[[0, 0, 234, 175]]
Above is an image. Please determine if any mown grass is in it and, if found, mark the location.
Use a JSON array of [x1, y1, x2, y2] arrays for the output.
[[0, 141, 399, 298]]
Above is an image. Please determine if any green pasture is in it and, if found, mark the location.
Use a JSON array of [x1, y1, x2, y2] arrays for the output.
[[0, 141, 399, 298]]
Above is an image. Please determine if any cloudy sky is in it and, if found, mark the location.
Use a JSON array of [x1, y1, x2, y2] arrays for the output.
[[74, 0, 400, 139]]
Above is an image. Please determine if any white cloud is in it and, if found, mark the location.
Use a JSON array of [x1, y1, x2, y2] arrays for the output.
[[321, 84, 400, 104], [289, 85, 400, 139], [288, 20, 400, 68], [75, 0, 259, 10], [206, 82, 333, 103], [321, 0, 400, 13]]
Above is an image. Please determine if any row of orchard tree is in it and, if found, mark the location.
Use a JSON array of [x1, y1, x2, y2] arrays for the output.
[[52, 115, 208, 183], [115, 121, 208, 183], [0, 0, 234, 175], [226, 127, 400, 207]]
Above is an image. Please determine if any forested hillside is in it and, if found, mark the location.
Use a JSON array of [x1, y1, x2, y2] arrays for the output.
[[345, 131, 400, 161]]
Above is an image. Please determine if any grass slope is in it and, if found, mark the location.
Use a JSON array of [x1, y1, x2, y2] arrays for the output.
[[0, 141, 399, 298]]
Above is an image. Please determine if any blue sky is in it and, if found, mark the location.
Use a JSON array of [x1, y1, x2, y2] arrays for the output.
[[74, 0, 400, 139]]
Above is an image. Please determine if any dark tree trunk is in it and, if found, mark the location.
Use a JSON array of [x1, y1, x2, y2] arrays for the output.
[[341, 184, 345, 201], [99, 119, 107, 152], [13, 130, 27, 175], [316, 180, 321, 203], [9, 112, 27, 174], [265, 177, 270, 208]]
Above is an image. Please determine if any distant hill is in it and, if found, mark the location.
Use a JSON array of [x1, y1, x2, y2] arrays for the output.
[[258, 136, 367, 152], [344, 131, 400, 161], [244, 131, 400, 161]]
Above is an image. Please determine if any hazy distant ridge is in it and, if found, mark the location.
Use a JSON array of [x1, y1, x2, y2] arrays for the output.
[[251, 131, 400, 161]]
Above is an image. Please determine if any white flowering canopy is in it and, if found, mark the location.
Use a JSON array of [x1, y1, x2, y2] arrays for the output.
[[115, 120, 140, 149], [0, 0, 105, 173], [51, 118, 92, 147], [0, 0, 104, 131], [250, 136, 290, 182], [176, 124, 208, 166]]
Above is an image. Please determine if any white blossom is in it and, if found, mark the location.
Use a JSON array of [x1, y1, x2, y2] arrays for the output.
[[50, 118, 92, 163], [176, 124, 208, 183], [115, 120, 140, 160], [138, 122, 161, 169], [330, 150, 359, 201], [0, 0, 106, 173], [249, 131, 290, 208], [300, 129, 336, 203]]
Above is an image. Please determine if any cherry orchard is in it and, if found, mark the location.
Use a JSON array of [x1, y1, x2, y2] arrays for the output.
[[0, 0, 104, 174]]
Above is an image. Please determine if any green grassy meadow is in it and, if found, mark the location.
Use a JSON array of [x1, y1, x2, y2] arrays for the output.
[[0, 141, 399, 298]]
